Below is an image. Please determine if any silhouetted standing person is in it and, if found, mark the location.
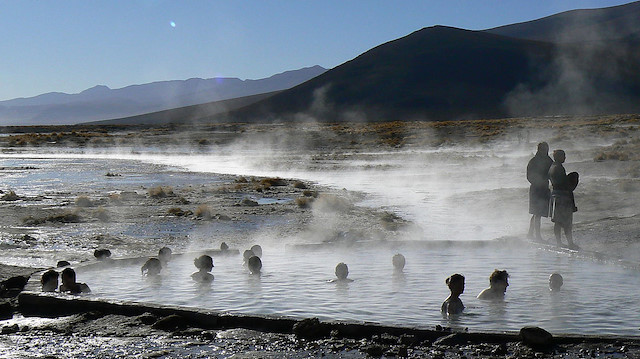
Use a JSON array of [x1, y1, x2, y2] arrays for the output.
[[527, 142, 553, 241], [549, 150, 578, 249]]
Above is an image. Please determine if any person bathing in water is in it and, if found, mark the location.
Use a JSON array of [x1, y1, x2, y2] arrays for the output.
[[549, 273, 563, 292], [191, 255, 214, 282], [59, 268, 91, 294], [441, 273, 465, 315], [477, 269, 509, 300], [141, 258, 162, 276], [549, 149, 579, 249], [329, 262, 354, 283], [41, 269, 59, 292], [527, 142, 553, 241]]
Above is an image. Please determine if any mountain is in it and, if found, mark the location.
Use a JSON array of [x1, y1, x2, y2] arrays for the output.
[[188, 1, 640, 123], [0, 66, 326, 125], [485, 1, 640, 42]]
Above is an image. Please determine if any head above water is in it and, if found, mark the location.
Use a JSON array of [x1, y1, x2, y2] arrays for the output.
[[61, 268, 77, 285], [248, 255, 262, 274], [93, 248, 112, 260], [220, 242, 229, 251], [537, 142, 549, 154], [141, 258, 162, 276], [392, 253, 406, 271], [194, 255, 214, 272], [41, 269, 59, 292], [335, 262, 349, 280], [56, 260, 71, 268], [158, 247, 172, 262], [549, 273, 564, 291], [553, 149, 566, 163], [489, 269, 509, 291], [446, 273, 465, 294], [243, 249, 254, 261], [250, 244, 263, 258]]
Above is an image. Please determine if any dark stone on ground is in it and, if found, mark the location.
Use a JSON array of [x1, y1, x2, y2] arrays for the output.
[[1, 324, 19, 334], [137, 312, 158, 325], [293, 317, 330, 339], [520, 326, 554, 350], [365, 344, 385, 357], [152, 314, 188, 331], [0, 300, 13, 320]]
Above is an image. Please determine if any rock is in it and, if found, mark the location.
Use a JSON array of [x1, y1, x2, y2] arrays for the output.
[[0, 301, 13, 320], [1, 324, 19, 334], [240, 198, 259, 207], [365, 344, 385, 357], [152, 314, 187, 331], [0, 276, 28, 297], [293, 318, 330, 340], [520, 326, 553, 350], [433, 333, 467, 346], [137, 313, 157, 325]]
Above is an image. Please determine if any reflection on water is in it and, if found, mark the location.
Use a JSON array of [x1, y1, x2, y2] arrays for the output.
[[81, 242, 640, 336]]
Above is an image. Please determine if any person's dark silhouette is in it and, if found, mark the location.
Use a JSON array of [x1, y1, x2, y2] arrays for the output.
[[526, 142, 553, 241], [549, 150, 578, 249]]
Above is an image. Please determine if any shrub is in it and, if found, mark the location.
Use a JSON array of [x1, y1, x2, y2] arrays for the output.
[[148, 186, 173, 198], [293, 181, 307, 189], [94, 207, 110, 222], [168, 207, 192, 217], [302, 190, 318, 198], [261, 178, 287, 187], [295, 197, 314, 208], [1, 191, 20, 201], [194, 204, 212, 219], [75, 195, 93, 207]]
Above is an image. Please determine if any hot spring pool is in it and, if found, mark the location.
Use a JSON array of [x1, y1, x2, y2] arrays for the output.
[[76, 240, 640, 336]]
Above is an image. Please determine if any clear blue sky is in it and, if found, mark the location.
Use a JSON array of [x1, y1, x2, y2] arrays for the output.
[[0, 0, 633, 101]]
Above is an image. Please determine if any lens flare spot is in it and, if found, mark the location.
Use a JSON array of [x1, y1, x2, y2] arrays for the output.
[[170, 21, 176, 28]]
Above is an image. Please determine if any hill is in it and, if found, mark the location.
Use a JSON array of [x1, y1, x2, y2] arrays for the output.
[[0, 66, 326, 126], [205, 25, 640, 122], [484, 1, 640, 42]]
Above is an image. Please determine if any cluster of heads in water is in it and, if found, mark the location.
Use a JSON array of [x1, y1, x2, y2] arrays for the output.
[[242, 244, 263, 274], [41, 263, 91, 295], [330, 253, 406, 283], [441, 270, 564, 316]]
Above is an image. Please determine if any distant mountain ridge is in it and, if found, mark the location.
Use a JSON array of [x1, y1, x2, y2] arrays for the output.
[[0, 65, 326, 125]]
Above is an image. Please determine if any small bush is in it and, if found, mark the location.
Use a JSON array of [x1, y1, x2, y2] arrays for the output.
[[1, 191, 20, 201], [148, 186, 173, 198], [295, 197, 314, 208], [94, 207, 110, 222], [261, 178, 287, 187], [293, 181, 307, 189], [168, 207, 192, 217], [302, 190, 318, 198], [194, 204, 212, 219], [236, 177, 248, 183], [75, 195, 94, 207]]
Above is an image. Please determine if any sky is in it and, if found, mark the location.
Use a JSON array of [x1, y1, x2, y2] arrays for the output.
[[0, 0, 634, 101]]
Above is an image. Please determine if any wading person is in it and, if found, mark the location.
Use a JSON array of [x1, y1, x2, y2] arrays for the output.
[[441, 273, 465, 315], [549, 273, 563, 292], [527, 142, 553, 241], [477, 269, 509, 300], [548, 150, 578, 249]]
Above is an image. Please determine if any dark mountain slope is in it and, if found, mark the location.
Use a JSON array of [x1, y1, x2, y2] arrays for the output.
[[209, 26, 557, 122], [485, 1, 640, 42], [88, 91, 279, 125]]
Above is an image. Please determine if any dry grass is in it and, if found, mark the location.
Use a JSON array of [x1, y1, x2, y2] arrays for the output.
[[23, 211, 81, 225], [75, 195, 94, 207], [167, 207, 192, 217], [293, 181, 307, 189], [295, 197, 314, 208], [260, 178, 287, 187], [1, 190, 20, 201], [94, 207, 110, 222], [148, 186, 174, 198], [194, 204, 212, 219]]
